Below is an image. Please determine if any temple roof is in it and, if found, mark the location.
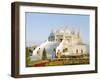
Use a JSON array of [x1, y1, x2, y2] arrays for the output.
[[54, 27, 79, 35]]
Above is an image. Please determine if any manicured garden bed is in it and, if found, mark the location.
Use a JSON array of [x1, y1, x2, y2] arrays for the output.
[[27, 57, 89, 67]]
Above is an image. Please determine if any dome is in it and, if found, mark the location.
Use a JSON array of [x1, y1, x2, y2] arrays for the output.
[[48, 31, 55, 41], [59, 29, 64, 33], [49, 31, 54, 36]]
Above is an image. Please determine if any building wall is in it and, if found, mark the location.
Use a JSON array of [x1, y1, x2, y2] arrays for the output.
[[55, 29, 88, 56]]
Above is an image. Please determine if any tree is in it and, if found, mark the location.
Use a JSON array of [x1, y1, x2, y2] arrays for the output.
[[63, 48, 68, 53], [53, 48, 56, 58], [42, 48, 47, 60], [26, 48, 31, 66], [53, 48, 56, 53]]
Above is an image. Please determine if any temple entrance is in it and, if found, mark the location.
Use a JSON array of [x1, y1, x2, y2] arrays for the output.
[[60, 39, 63, 42]]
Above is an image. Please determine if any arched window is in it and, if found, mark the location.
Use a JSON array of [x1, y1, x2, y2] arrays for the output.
[[81, 49, 83, 54], [76, 49, 78, 54], [60, 39, 63, 42]]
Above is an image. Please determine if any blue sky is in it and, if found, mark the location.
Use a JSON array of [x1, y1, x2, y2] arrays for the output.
[[25, 12, 89, 47]]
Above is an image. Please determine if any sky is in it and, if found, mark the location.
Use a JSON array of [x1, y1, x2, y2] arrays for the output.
[[25, 12, 89, 47]]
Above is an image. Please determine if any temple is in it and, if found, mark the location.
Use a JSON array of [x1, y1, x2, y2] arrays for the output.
[[31, 27, 89, 60], [48, 27, 88, 57]]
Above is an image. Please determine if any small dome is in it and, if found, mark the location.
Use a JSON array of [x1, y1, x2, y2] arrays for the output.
[[64, 29, 71, 34], [49, 31, 55, 36], [48, 31, 55, 41], [59, 29, 64, 33]]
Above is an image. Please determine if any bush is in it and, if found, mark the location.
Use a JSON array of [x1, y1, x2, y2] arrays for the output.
[[63, 48, 68, 53]]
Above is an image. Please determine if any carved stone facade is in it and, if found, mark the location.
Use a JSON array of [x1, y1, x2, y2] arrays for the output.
[[48, 27, 88, 56]]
